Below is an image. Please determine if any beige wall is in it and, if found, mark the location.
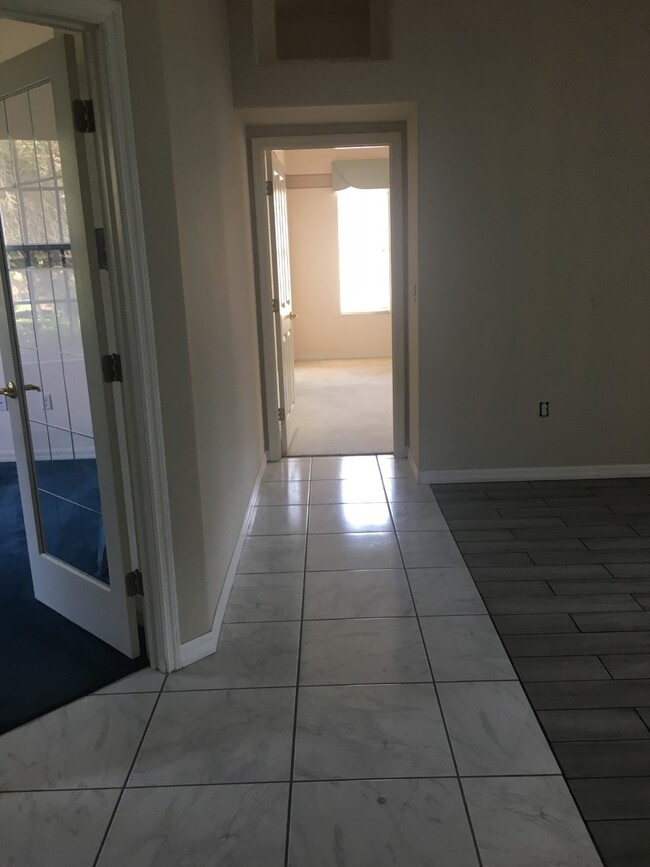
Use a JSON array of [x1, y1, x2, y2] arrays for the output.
[[121, 0, 263, 642], [229, 0, 650, 473], [0, 20, 53, 63], [284, 147, 392, 360]]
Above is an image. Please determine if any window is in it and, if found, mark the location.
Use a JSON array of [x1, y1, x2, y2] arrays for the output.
[[336, 186, 391, 315]]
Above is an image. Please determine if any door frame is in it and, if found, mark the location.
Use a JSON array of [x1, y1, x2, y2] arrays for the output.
[[0, 0, 181, 671], [250, 128, 408, 460]]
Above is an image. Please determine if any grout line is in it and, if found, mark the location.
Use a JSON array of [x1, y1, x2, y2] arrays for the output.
[[429, 484, 612, 866], [282, 458, 311, 867], [92, 674, 168, 866], [378, 467, 486, 867]]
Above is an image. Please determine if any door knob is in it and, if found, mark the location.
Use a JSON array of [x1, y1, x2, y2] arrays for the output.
[[289, 312, 297, 320], [24, 384, 42, 392]]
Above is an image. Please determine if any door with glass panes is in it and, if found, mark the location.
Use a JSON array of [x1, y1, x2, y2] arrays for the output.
[[0, 35, 139, 656]]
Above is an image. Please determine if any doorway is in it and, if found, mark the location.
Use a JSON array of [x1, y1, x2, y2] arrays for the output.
[[0, 20, 146, 733], [251, 130, 406, 461]]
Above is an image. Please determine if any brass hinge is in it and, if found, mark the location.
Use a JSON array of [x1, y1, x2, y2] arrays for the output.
[[125, 568, 144, 597], [278, 407, 286, 422], [266, 180, 273, 196], [272, 298, 280, 313], [72, 99, 95, 133], [101, 353, 123, 383]]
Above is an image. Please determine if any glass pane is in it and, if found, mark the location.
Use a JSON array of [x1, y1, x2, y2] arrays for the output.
[[0, 82, 109, 584]]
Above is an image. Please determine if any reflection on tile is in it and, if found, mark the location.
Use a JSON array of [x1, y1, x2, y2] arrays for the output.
[[463, 776, 602, 867], [294, 683, 454, 780], [300, 618, 430, 685], [384, 477, 434, 502], [263, 458, 311, 482], [306, 532, 402, 571], [438, 681, 559, 776], [389, 501, 448, 531], [0, 694, 156, 791], [225, 572, 303, 622], [0, 790, 119, 866], [165, 622, 300, 690], [398, 531, 465, 568], [378, 456, 415, 479], [310, 478, 386, 504], [129, 689, 294, 786], [95, 668, 166, 694], [311, 455, 381, 481], [248, 505, 308, 535], [256, 481, 309, 506], [98, 784, 289, 867], [304, 569, 414, 619], [421, 616, 516, 681], [289, 778, 480, 867], [408, 567, 487, 615], [308, 503, 392, 534], [237, 535, 306, 573]]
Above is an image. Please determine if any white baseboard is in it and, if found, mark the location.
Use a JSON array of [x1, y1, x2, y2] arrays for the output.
[[418, 464, 650, 484], [406, 447, 419, 480], [179, 453, 267, 668]]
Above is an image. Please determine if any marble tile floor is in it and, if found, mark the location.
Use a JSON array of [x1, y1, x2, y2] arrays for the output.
[[0, 455, 603, 866]]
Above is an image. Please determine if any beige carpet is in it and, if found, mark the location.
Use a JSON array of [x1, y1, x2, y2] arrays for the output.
[[287, 358, 393, 456]]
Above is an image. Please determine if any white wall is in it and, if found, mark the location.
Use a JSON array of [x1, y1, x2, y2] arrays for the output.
[[228, 0, 650, 474], [120, 0, 264, 642], [284, 146, 392, 360]]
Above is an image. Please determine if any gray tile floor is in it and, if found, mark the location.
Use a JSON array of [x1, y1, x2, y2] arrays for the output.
[[0, 456, 603, 866], [435, 476, 650, 866]]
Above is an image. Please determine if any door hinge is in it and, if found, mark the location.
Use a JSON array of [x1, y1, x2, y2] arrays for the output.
[[72, 99, 96, 133], [278, 407, 286, 422], [125, 568, 144, 597], [101, 353, 123, 383], [266, 180, 273, 196], [272, 298, 280, 313]]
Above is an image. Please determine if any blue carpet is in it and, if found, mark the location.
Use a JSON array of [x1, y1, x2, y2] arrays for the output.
[[0, 461, 147, 734]]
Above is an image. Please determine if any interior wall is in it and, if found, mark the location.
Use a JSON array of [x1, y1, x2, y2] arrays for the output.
[[283, 146, 392, 360], [0, 20, 53, 63], [120, 0, 264, 643], [228, 0, 650, 474]]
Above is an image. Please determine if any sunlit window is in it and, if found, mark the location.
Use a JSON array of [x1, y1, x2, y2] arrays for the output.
[[336, 187, 391, 315]]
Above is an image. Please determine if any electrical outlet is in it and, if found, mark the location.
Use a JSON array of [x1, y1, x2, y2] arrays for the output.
[[539, 401, 549, 418], [0, 394, 7, 411]]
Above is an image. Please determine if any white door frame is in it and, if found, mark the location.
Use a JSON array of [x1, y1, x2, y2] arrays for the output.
[[250, 129, 407, 460], [0, 0, 181, 671]]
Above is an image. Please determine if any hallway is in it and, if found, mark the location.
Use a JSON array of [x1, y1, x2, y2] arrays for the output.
[[0, 456, 602, 865]]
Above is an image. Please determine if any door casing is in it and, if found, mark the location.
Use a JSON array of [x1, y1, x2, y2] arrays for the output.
[[249, 128, 408, 460], [0, 0, 182, 671]]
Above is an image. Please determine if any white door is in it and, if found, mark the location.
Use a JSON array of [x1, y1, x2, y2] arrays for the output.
[[266, 152, 297, 453], [0, 36, 140, 657]]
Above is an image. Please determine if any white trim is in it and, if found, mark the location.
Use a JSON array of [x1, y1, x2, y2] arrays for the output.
[[180, 454, 268, 668], [249, 128, 408, 460], [406, 446, 419, 480], [0, 0, 180, 671], [419, 464, 650, 484]]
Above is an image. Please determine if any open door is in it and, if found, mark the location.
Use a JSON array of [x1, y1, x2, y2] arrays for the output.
[[266, 151, 297, 454], [0, 36, 140, 657]]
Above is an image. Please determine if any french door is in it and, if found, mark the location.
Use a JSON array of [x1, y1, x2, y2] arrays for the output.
[[0, 35, 139, 656], [266, 151, 297, 454]]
